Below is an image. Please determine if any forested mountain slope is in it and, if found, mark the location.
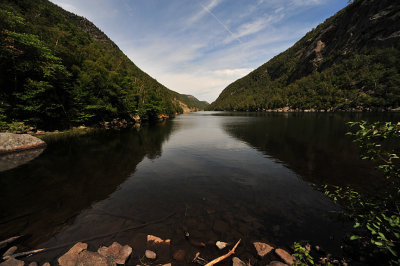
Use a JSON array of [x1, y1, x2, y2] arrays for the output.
[[0, 0, 207, 129], [208, 0, 400, 111]]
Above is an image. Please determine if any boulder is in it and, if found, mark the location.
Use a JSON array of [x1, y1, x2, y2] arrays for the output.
[[253, 242, 274, 257], [97, 242, 132, 264], [58, 242, 88, 266], [42, 263, 50, 266], [275, 249, 295, 265], [28, 263, 37, 266], [145, 250, 156, 260], [0, 133, 46, 154]]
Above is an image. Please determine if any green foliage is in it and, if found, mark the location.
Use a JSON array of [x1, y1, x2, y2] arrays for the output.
[[322, 121, 400, 265], [0, 0, 207, 129], [292, 242, 314, 266]]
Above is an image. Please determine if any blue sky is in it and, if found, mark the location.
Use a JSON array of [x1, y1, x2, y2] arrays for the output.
[[50, 0, 348, 102]]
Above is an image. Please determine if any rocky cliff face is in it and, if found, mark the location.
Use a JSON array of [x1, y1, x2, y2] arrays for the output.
[[209, 0, 400, 111]]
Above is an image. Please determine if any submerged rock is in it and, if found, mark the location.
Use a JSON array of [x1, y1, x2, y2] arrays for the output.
[[172, 249, 185, 261], [253, 242, 274, 257], [275, 249, 295, 265], [97, 242, 132, 264]]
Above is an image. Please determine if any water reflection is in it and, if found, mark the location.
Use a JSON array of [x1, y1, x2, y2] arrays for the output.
[[0, 121, 174, 247], [221, 112, 395, 187], [1, 112, 396, 265]]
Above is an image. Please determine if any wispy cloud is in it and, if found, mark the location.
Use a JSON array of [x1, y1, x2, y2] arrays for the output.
[[187, 0, 222, 25]]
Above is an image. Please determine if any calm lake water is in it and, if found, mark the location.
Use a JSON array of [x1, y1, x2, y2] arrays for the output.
[[0, 111, 398, 265]]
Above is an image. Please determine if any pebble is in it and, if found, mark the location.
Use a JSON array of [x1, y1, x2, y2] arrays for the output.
[[216, 241, 228, 250], [145, 250, 156, 260]]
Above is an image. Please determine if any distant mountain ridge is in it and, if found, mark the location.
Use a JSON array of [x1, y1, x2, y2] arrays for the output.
[[208, 0, 400, 111], [0, 0, 207, 129]]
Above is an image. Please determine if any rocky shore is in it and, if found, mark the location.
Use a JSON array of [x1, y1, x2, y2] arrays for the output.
[[0, 235, 299, 266]]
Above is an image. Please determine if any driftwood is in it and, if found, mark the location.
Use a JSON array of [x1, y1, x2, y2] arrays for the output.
[[0, 236, 22, 249], [205, 239, 241, 266], [8, 212, 175, 259]]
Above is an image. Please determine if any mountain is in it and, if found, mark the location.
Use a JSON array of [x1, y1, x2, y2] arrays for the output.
[[0, 0, 207, 129], [208, 0, 400, 112]]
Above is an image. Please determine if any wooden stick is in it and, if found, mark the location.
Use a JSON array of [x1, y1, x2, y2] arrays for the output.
[[9, 212, 175, 259], [205, 239, 241, 266]]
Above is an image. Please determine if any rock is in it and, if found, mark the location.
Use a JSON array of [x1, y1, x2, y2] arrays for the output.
[[28, 263, 37, 266], [3, 246, 17, 258], [147, 235, 170, 245], [0, 258, 24, 266], [145, 250, 156, 260], [232, 257, 246, 266], [275, 249, 295, 265], [58, 242, 88, 266], [42, 263, 50, 266], [0, 133, 46, 154], [162, 264, 171, 266], [97, 242, 132, 264], [172, 249, 185, 261], [76, 250, 115, 266], [216, 241, 228, 250], [253, 242, 274, 257], [268, 261, 288, 266]]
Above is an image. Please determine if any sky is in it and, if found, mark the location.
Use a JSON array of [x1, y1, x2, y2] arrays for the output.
[[49, 0, 348, 103]]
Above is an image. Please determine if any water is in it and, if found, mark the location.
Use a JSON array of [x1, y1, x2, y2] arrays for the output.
[[0, 112, 397, 265]]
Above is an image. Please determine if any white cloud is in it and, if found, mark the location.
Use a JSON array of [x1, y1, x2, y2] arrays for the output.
[[187, 0, 223, 25]]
